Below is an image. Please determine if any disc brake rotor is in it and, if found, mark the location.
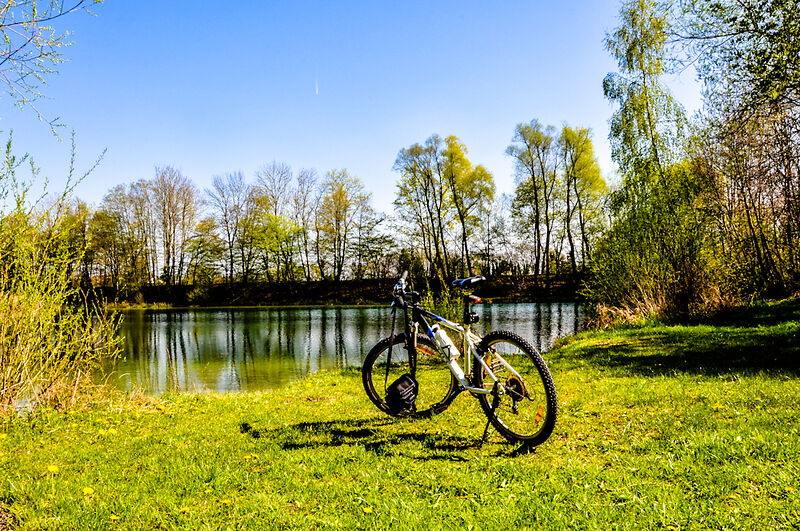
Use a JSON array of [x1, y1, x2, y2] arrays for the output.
[[505, 375, 529, 402]]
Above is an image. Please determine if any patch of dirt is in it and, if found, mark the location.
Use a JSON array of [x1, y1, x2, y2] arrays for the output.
[[0, 505, 16, 530]]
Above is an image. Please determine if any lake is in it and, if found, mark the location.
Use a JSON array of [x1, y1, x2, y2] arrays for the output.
[[108, 303, 585, 394]]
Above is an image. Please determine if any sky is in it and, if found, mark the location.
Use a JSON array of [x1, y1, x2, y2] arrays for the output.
[[0, 1, 702, 214]]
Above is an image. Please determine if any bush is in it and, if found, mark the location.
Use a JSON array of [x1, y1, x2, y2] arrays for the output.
[[0, 139, 119, 414]]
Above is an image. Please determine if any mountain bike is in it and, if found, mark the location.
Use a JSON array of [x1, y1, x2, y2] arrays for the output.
[[361, 272, 558, 446]]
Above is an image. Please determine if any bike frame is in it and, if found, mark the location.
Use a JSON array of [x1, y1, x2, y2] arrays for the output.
[[400, 300, 526, 397]]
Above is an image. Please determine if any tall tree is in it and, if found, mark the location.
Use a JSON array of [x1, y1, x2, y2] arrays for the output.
[[96, 181, 156, 291], [254, 161, 296, 280], [590, 0, 714, 316], [292, 169, 318, 281], [206, 172, 248, 284], [151, 166, 198, 285], [442, 136, 495, 276], [603, 0, 685, 175], [507, 121, 560, 284], [676, 0, 800, 295], [559, 126, 605, 277], [316, 170, 369, 281], [394, 135, 455, 281], [185, 217, 224, 285]]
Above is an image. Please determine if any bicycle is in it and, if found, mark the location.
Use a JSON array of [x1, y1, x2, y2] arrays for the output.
[[361, 272, 558, 447]]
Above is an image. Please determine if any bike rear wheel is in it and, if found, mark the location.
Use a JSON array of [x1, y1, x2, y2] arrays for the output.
[[474, 330, 558, 445], [362, 333, 457, 418]]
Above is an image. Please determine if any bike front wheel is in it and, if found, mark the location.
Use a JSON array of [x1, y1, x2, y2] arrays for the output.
[[362, 333, 457, 418], [474, 330, 558, 445]]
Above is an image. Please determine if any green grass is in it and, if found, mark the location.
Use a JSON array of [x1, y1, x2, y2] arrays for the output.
[[2, 300, 799, 529]]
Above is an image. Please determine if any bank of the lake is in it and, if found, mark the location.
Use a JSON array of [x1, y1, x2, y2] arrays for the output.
[[99, 275, 583, 308], [3, 299, 798, 529]]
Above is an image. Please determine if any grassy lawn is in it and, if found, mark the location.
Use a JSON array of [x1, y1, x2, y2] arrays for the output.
[[2, 301, 799, 529]]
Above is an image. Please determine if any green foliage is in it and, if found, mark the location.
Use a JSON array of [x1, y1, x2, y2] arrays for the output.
[[185, 217, 225, 285], [509, 121, 607, 282], [676, 0, 800, 110], [587, 0, 719, 318], [672, 1, 800, 298], [603, 0, 686, 174], [589, 161, 718, 317], [315, 169, 371, 281], [0, 139, 119, 412], [508, 121, 559, 281]]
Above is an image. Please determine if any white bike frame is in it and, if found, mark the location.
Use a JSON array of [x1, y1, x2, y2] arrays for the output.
[[417, 307, 526, 396]]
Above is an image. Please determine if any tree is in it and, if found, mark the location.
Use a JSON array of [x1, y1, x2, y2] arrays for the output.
[[235, 187, 259, 284], [507, 121, 560, 283], [185, 217, 224, 285], [292, 169, 318, 281], [88, 208, 123, 289], [316, 169, 369, 281], [442, 136, 495, 276], [603, 0, 685, 176], [675, 0, 800, 113], [558, 126, 605, 277], [351, 206, 393, 280], [254, 161, 297, 281], [675, 0, 800, 295], [589, 0, 715, 317], [206, 172, 248, 284], [394, 135, 455, 281], [151, 166, 198, 285], [1, 1, 101, 127], [94, 181, 157, 291]]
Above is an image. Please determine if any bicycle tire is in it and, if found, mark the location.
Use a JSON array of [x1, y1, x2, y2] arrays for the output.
[[362, 333, 457, 418], [474, 330, 558, 445]]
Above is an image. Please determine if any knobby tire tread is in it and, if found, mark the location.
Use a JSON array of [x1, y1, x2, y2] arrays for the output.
[[475, 330, 558, 446]]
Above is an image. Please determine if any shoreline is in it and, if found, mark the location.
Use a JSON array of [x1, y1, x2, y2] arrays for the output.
[[94, 275, 585, 309]]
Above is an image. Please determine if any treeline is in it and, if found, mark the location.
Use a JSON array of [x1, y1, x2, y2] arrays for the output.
[[49, 132, 606, 302], [84, 163, 394, 291]]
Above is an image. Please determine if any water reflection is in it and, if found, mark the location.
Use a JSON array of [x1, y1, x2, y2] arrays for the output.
[[109, 303, 584, 394]]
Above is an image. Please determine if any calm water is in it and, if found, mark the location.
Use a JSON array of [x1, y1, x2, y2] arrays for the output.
[[108, 303, 584, 394]]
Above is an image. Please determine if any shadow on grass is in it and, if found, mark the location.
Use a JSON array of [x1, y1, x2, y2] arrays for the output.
[[239, 417, 529, 458], [553, 300, 800, 377], [690, 298, 800, 328]]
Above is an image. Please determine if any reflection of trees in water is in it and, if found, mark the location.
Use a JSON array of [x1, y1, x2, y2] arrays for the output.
[[484, 303, 583, 353], [113, 304, 580, 394]]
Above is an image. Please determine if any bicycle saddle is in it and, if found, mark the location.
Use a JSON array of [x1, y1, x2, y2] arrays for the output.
[[451, 275, 486, 288]]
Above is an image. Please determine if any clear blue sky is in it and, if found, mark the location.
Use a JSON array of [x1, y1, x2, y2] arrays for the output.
[[1, 0, 701, 213]]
